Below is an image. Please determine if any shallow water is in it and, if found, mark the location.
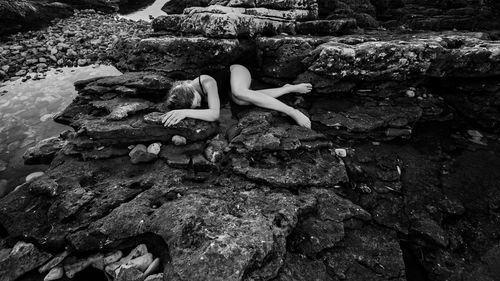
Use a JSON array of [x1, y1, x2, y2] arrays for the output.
[[0, 65, 122, 196], [119, 0, 170, 22]]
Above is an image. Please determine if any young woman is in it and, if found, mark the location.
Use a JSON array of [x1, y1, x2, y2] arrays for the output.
[[162, 64, 312, 128]]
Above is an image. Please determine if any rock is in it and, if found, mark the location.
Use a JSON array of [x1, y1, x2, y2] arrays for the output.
[[77, 59, 87, 66], [0, 242, 52, 281], [15, 70, 27, 76], [115, 265, 143, 281], [44, 266, 63, 281], [26, 171, 45, 182], [91, 98, 154, 121], [311, 104, 422, 140], [232, 153, 348, 188], [143, 257, 160, 278], [334, 148, 347, 157], [204, 135, 228, 162], [104, 251, 123, 265], [171, 135, 187, 146], [123, 253, 153, 272], [106, 245, 149, 276], [64, 254, 103, 278], [39, 250, 70, 273], [110, 37, 246, 75], [147, 143, 162, 155], [129, 144, 157, 164], [23, 136, 66, 165], [144, 273, 164, 281]]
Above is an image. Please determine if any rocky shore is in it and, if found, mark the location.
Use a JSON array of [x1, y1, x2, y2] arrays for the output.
[[1, 0, 500, 281], [0, 9, 150, 83]]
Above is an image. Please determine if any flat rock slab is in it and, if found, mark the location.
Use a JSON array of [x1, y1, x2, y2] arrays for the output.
[[311, 104, 423, 140], [154, 6, 298, 38], [54, 73, 219, 150], [110, 36, 247, 76], [230, 109, 331, 152], [232, 152, 348, 188]]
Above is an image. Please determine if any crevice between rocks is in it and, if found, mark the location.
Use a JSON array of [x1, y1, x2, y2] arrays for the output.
[[399, 236, 430, 281]]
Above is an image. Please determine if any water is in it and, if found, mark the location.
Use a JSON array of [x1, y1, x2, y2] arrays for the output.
[[119, 0, 171, 22], [0, 65, 122, 197]]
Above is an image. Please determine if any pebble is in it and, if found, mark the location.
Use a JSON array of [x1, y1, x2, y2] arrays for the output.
[[406, 89, 415, 97], [15, 69, 27, 76], [1, 65, 9, 72], [26, 171, 45, 182], [77, 59, 87, 66], [334, 148, 347, 157], [172, 135, 187, 146], [147, 143, 162, 155]]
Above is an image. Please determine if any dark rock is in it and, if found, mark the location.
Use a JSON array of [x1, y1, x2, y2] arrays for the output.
[[0, 241, 52, 281], [232, 153, 348, 188], [129, 144, 157, 164], [311, 104, 422, 140], [110, 36, 248, 76]]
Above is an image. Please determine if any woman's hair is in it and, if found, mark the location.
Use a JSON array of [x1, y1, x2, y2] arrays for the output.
[[166, 80, 196, 109]]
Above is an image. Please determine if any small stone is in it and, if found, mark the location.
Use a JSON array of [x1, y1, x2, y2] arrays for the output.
[[147, 143, 162, 155], [66, 49, 77, 56], [1, 65, 9, 72], [144, 273, 164, 281], [467, 130, 483, 138], [44, 266, 63, 281], [77, 59, 87, 66], [26, 58, 38, 65], [26, 171, 45, 182], [334, 148, 347, 158], [37, 63, 48, 69], [50, 48, 58, 55], [129, 144, 156, 164], [406, 89, 415, 97], [104, 251, 123, 265], [143, 258, 160, 278], [49, 55, 57, 62], [15, 69, 27, 76], [171, 135, 186, 146], [39, 57, 47, 63]]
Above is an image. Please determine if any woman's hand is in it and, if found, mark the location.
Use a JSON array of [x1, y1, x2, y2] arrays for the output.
[[162, 110, 187, 127]]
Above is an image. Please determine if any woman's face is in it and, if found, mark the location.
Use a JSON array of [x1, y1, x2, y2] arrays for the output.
[[191, 91, 202, 109]]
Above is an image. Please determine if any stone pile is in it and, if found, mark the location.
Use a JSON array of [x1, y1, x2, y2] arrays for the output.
[[0, 9, 151, 83]]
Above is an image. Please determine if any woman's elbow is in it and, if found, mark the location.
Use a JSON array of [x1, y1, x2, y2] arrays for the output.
[[211, 112, 220, 122]]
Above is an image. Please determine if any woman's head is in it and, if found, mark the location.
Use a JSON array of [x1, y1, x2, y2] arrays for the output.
[[166, 80, 201, 109]]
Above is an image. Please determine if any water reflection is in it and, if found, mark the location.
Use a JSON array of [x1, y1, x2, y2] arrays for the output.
[[0, 65, 121, 197], [119, 0, 171, 22]]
